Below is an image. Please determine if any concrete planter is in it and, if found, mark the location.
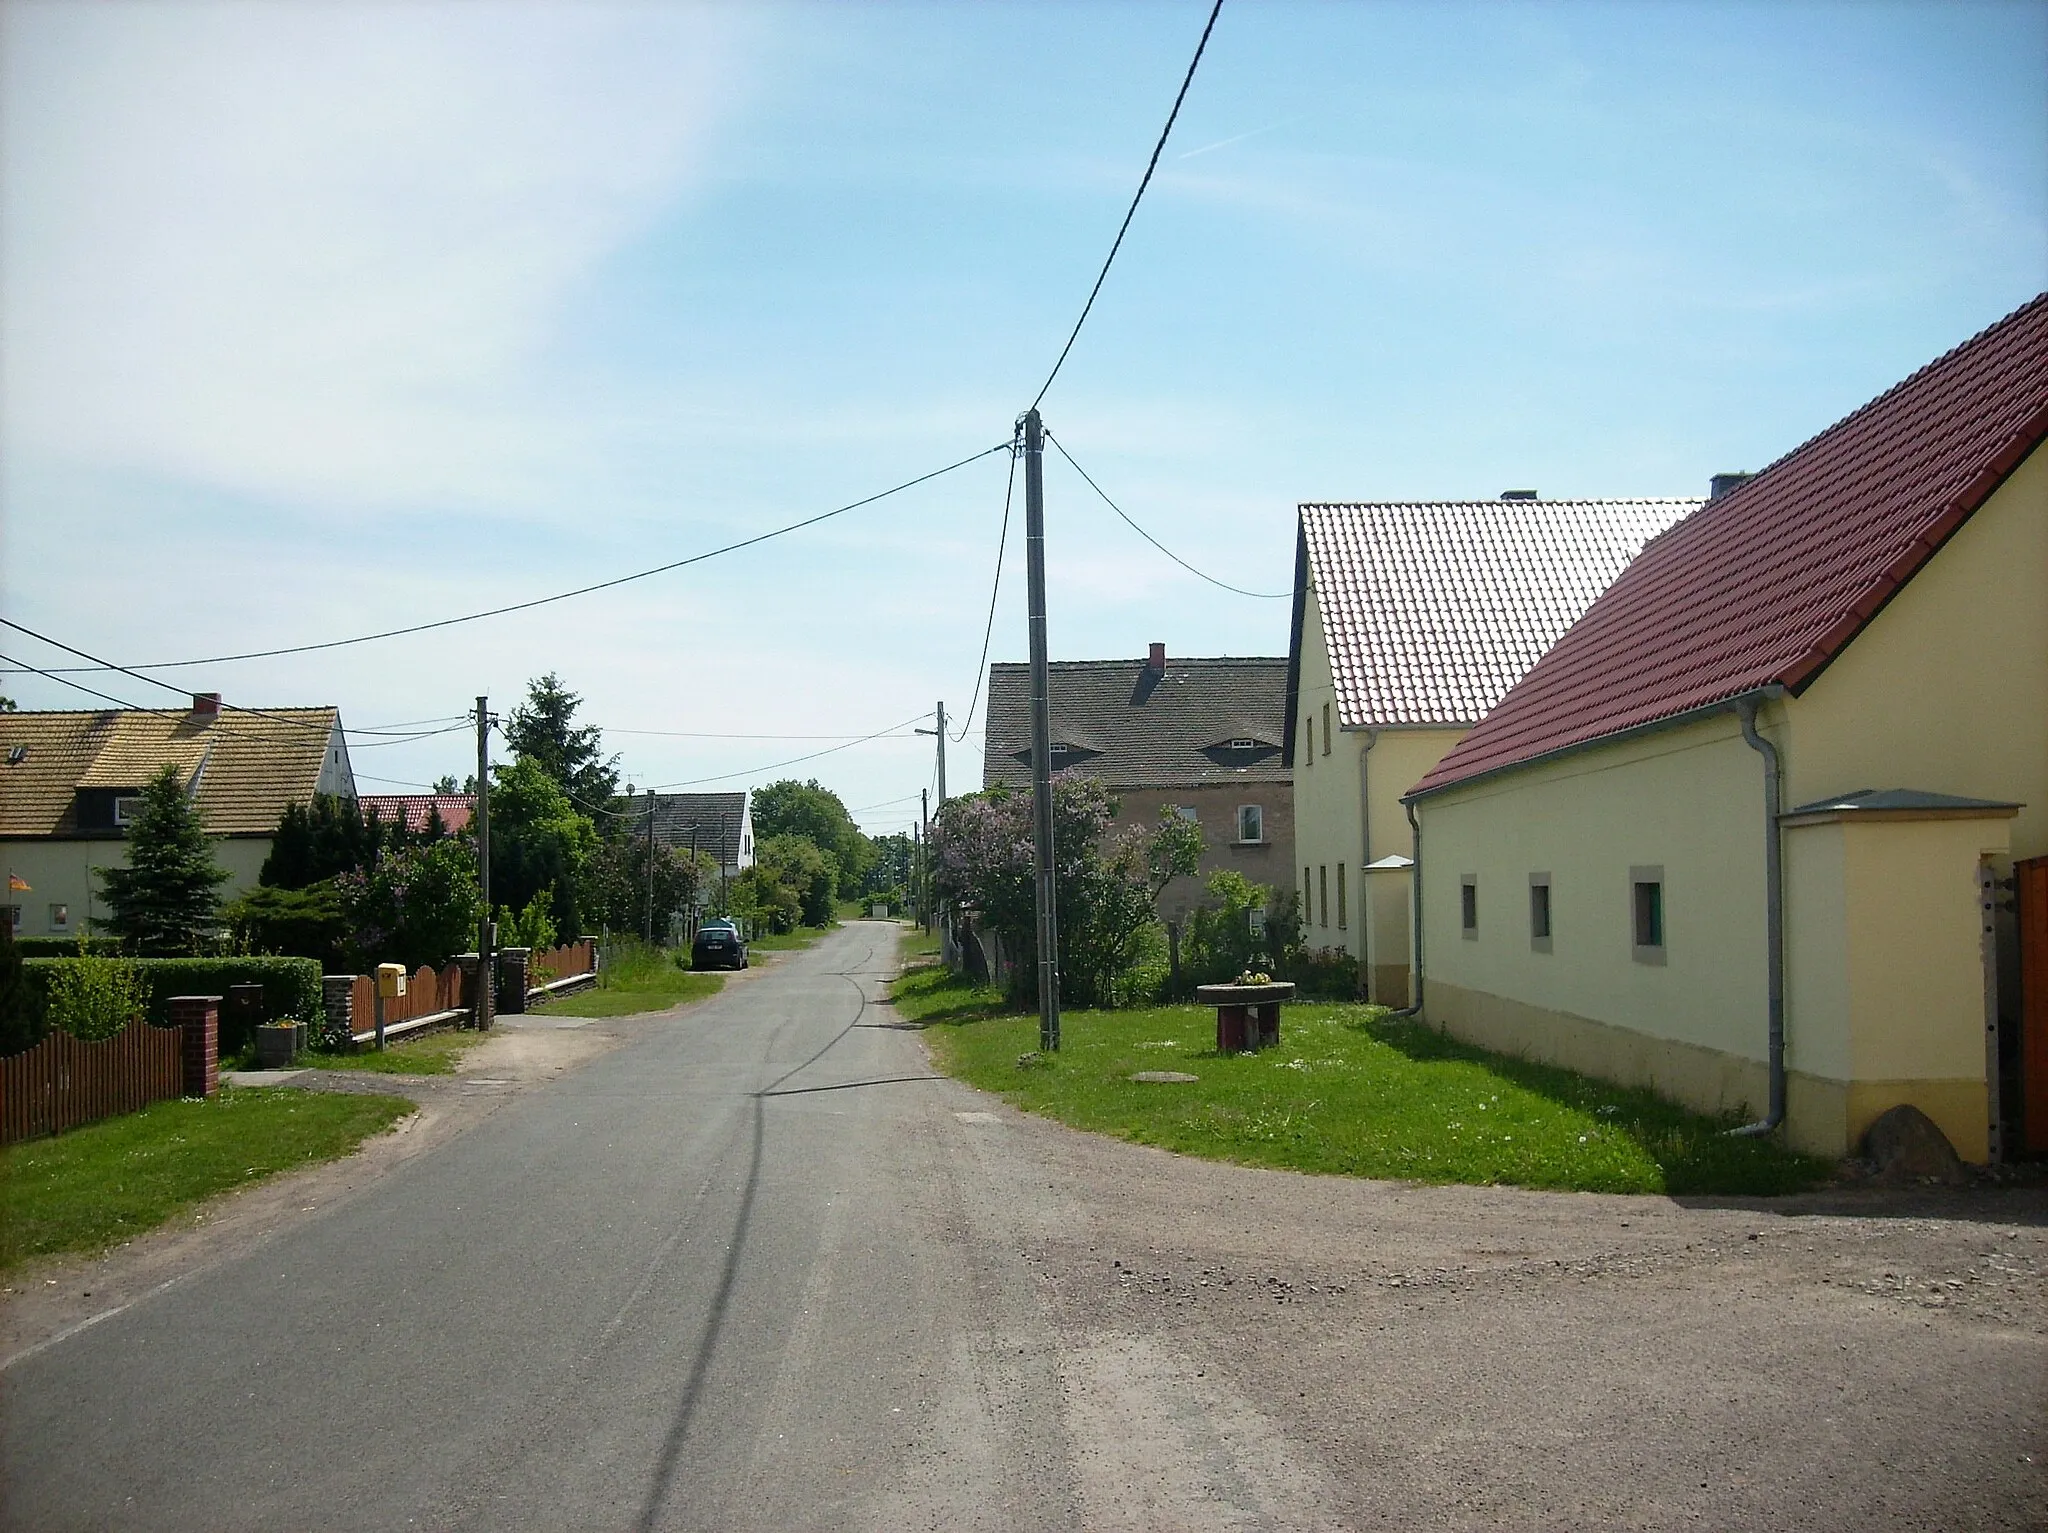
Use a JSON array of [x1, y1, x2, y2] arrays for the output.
[[1193, 982, 1297, 1054], [255, 1022, 300, 1069]]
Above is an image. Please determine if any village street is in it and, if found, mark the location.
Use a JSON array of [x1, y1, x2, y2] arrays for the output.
[[2, 922, 2042, 1531]]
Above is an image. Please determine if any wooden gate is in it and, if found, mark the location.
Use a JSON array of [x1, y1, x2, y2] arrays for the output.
[[2020, 857, 2048, 1155]]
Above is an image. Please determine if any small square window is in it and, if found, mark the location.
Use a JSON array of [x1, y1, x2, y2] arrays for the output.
[[114, 795, 146, 826], [1529, 874, 1551, 952], [49, 903, 69, 932], [1460, 875, 1478, 938], [1175, 805, 1199, 823], [1631, 866, 1666, 964], [1236, 804, 1263, 843]]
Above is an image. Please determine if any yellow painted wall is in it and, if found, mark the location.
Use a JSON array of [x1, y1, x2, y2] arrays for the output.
[[1420, 712, 1771, 1060], [1, 837, 270, 938], [1788, 443, 2048, 860]]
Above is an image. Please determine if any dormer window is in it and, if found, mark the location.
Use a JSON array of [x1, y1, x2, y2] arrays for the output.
[[114, 795, 147, 826], [1230, 738, 1256, 751]]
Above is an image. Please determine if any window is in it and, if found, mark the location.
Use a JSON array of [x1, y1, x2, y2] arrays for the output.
[[4, 905, 19, 934], [1460, 874, 1478, 939], [1529, 873, 1551, 953], [113, 796, 146, 826], [1337, 863, 1348, 930], [1230, 738, 1257, 751], [1304, 714, 1314, 765], [1303, 866, 1312, 911], [1631, 866, 1666, 964], [1175, 805, 1199, 823], [49, 903, 69, 932], [1236, 804, 1263, 843], [1321, 702, 1332, 755], [1318, 864, 1329, 927]]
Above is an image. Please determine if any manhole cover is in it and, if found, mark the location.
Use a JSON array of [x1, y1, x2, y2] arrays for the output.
[[1128, 1071, 1199, 1084]]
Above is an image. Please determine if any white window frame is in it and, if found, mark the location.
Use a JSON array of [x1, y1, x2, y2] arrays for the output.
[[113, 795, 147, 826], [49, 902, 70, 932], [1235, 804, 1263, 844]]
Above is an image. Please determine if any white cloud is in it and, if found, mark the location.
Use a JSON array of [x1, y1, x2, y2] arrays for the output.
[[1, 0, 751, 515]]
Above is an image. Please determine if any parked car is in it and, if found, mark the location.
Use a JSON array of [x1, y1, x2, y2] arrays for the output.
[[692, 920, 748, 970]]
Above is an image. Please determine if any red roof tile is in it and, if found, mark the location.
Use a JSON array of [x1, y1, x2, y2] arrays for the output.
[[1299, 499, 1698, 727], [1414, 294, 2048, 796], [358, 794, 474, 835]]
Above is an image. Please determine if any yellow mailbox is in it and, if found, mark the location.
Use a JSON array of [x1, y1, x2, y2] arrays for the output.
[[376, 963, 408, 999]]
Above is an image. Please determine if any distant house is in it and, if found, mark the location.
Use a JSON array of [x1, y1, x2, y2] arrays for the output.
[[625, 791, 755, 879], [1405, 295, 2048, 1163], [0, 694, 355, 937], [358, 793, 474, 836], [981, 646, 1291, 924], [1286, 495, 1698, 1002]]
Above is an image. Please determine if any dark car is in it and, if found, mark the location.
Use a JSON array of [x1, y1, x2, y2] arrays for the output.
[[692, 920, 748, 970]]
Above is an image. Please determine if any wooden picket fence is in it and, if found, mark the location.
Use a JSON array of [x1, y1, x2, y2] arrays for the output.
[[1, 1021, 185, 1145], [530, 940, 596, 984], [347, 961, 470, 1042]]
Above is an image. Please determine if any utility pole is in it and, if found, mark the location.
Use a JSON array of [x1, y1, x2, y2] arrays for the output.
[[643, 788, 657, 945], [916, 702, 949, 805], [690, 823, 701, 925], [1022, 409, 1060, 1051], [920, 788, 930, 931], [474, 696, 495, 1032]]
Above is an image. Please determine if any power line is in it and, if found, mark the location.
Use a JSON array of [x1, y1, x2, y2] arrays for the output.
[[648, 710, 932, 792], [18, 443, 1011, 676], [850, 791, 925, 813], [1031, 0, 1226, 409], [1044, 430, 1288, 599], [950, 430, 1020, 742], [606, 728, 924, 742]]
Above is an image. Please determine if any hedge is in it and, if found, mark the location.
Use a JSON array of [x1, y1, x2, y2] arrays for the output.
[[13, 957, 324, 1057]]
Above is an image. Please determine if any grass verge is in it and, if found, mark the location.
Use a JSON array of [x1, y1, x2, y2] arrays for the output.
[[896, 924, 941, 965], [904, 975, 1828, 1196], [0, 1086, 415, 1273], [549, 941, 725, 1018], [305, 1027, 480, 1075], [747, 922, 837, 955]]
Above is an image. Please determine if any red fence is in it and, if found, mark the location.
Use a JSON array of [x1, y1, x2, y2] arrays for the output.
[[2, 1020, 187, 1144], [347, 961, 470, 1041], [530, 940, 596, 983]]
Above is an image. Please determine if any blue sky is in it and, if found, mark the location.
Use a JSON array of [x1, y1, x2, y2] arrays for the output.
[[3, 0, 2043, 837]]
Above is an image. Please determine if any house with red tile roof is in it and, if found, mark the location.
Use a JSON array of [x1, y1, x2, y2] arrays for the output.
[[358, 793, 475, 836], [1403, 294, 2048, 1163], [1284, 496, 1699, 1002]]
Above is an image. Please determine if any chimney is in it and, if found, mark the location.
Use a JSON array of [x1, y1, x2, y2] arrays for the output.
[[190, 693, 221, 719], [1499, 489, 1538, 501], [1709, 472, 1754, 501], [1147, 642, 1166, 676]]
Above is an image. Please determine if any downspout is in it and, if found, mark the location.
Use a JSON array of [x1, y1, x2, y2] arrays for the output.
[[1390, 798, 1424, 1017], [1733, 693, 1786, 1136], [1358, 730, 1377, 985]]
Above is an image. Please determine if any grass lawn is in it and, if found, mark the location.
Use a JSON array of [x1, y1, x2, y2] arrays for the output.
[[747, 922, 837, 955], [305, 1027, 481, 1075], [0, 1086, 415, 1273], [547, 942, 725, 1019], [898, 969, 1829, 1196], [896, 924, 940, 964]]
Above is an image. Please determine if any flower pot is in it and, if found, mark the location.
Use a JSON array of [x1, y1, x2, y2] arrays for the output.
[[255, 1022, 299, 1069]]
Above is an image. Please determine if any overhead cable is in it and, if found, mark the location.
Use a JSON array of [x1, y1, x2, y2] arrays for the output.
[[21, 442, 1012, 674], [950, 430, 1020, 743], [1031, 0, 1227, 409], [649, 710, 932, 792], [1045, 431, 1288, 599]]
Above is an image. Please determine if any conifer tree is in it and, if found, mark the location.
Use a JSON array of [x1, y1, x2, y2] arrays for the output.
[[94, 764, 231, 954]]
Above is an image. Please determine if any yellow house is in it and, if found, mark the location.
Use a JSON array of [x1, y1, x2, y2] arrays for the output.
[[0, 694, 356, 939], [1405, 294, 2048, 1163], [1284, 495, 1698, 1002]]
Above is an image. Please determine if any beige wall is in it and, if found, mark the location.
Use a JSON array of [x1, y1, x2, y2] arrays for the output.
[[1420, 712, 1771, 1061], [1787, 444, 2048, 860], [2, 836, 270, 939]]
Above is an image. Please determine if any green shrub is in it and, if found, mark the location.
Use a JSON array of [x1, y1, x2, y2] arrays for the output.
[[12, 935, 123, 959], [497, 885, 559, 952], [44, 955, 150, 1040], [16, 956, 324, 1056]]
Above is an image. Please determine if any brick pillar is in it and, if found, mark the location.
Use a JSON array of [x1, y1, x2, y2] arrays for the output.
[[497, 948, 531, 1015], [169, 995, 220, 1098], [321, 975, 357, 1051]]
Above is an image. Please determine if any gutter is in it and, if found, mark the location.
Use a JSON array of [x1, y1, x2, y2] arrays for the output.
[[1358, 729, 1377, 985], [1732, 691, 1787, 1136]]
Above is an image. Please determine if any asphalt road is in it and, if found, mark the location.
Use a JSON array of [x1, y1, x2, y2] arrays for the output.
[[3, 921, 2043, 1530]]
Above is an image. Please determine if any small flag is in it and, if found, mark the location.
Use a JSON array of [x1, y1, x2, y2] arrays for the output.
[[6, 873, 28, 892]]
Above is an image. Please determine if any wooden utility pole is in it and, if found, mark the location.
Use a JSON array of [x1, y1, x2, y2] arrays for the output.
[[920, 788, 930, 931], [1023, 408, 1060, 1050], [474, 696, 495, 1031]]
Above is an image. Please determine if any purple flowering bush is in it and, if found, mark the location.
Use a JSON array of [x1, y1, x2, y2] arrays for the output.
[[335, 838, 483, 972]]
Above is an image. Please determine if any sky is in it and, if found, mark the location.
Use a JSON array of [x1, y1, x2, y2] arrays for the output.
[[3, 0, 2044, 840]]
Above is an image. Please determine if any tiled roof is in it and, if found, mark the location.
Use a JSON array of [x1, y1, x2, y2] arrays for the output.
[[0, 706, 344, 836], [360, 794, 475, 835], [1297, 499, 1698, 729], [982, 656, 1290, 790], [627, 791, 750, 864], [1415, 293, 2048, 797]]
